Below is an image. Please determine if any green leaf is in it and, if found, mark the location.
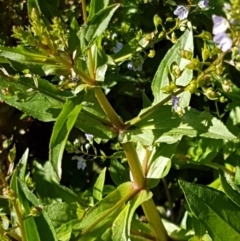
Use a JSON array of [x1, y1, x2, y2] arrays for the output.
[[57, 182, 135, 240], [109, 158, 129, 186], [162, 219, 192, 241], [28, 0, 60, 21], [120, 106, 236, 145], [226, 103, 240, 135], [18, 179, 58, 241], [179, 181, 240, 241], [151, 29, 193, 107], [220, 170, 240, 208], [93, 168, 106, 202], [0, 75, 115, 139], [45, 202, 78, 228], [69, 17, 80, 53], [112, 190, 152, 241], [146, 143, 177, 189], [88, 0, 110, 20], [0, 46, 65, 75], [10, 149, 29, 192], [32, 161, 81, 205], [79, 4, 120, 51], [79, 182, 134, 231], [0, 75, 70, 122], [49, 94, 83, 179], [187, 138, 224, 164]]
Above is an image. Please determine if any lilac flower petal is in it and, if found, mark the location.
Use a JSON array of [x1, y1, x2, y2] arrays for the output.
[[113, 41, 123, 53], [172, 95, 180, 111], [127, 62, 143, 72], [212, 15, 230, 35], [85, 133, 93, 141], [77, 159, 87, 170], [72, 156, 87, 170], [174, 5, 189, 20], [213, 33, 232, 52], [198, 0, 209, 9]]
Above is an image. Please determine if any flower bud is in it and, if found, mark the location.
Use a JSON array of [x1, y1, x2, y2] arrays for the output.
[[166, 17, 174, 22], [205, 87, 218, 100], [158, 31, 164, 39], [171, 32, 177, 43], [180, 26, 186, 31], [176, 106, 184, 116], [222, 79, 232, 92], [186, 58, 200, 70], [145, 33, 153, 41], [171, 62, 182, 78], [2, 136, 13, 149], [6, 189, 16, 200], [215, 63, 224, 75], [197, 31, 212, 40], [8, 145, 16, 163], [185, 80, 198, 93], [180, 49, 193, 60], [148, 49, 156, 58], [30, 206, 43, 217], [219, 96, 228, 103], [153, 14, 162, 28], [161, 82, 176, 94]]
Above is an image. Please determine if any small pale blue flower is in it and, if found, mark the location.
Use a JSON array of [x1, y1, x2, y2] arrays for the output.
[[174, 5, 189, 20], [198, 0, 209, 9], [172, 95, 180, 111], [213, 33, 232, 52], [72, 156, 87, 170], [113, 41, 123, 53], [212, 15, 230, 35], [127, 62, 143, 72], [85, 133, 93, 141]]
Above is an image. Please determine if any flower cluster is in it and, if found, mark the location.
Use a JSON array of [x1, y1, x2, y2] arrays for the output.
[[212, 15, 232, 52], [173, 1, 209, 21]]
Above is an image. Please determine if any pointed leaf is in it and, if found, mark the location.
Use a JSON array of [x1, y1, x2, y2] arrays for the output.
[[112, 190, 152, 241], [0, 75, 70, 122], [120, 106, 236, 145], [49, 94, 83, 179], [18, 179, 58, 241], [32, 161, 81, 205], [147, 143, 177, 189], [80, 182, 135, 231], [79, 4, 120, 51], [93, 168, 106, 202], [88, 0, 110, 20], [152, 29, 193, 107], [220, 170, 240, 208], [69, 17, 80, 53], [179, 181, 240, 241], [109, 158, 129, 186]]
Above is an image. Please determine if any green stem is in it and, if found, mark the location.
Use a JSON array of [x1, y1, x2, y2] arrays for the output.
[[205, 162, 234, 176], [127, 88, 184, 127], [122, 142, 145, 189], [78, 2, 169, 240], [75, 68, 95, 85], [142, 199, 169, 241], [94, 86, 125, 130]]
